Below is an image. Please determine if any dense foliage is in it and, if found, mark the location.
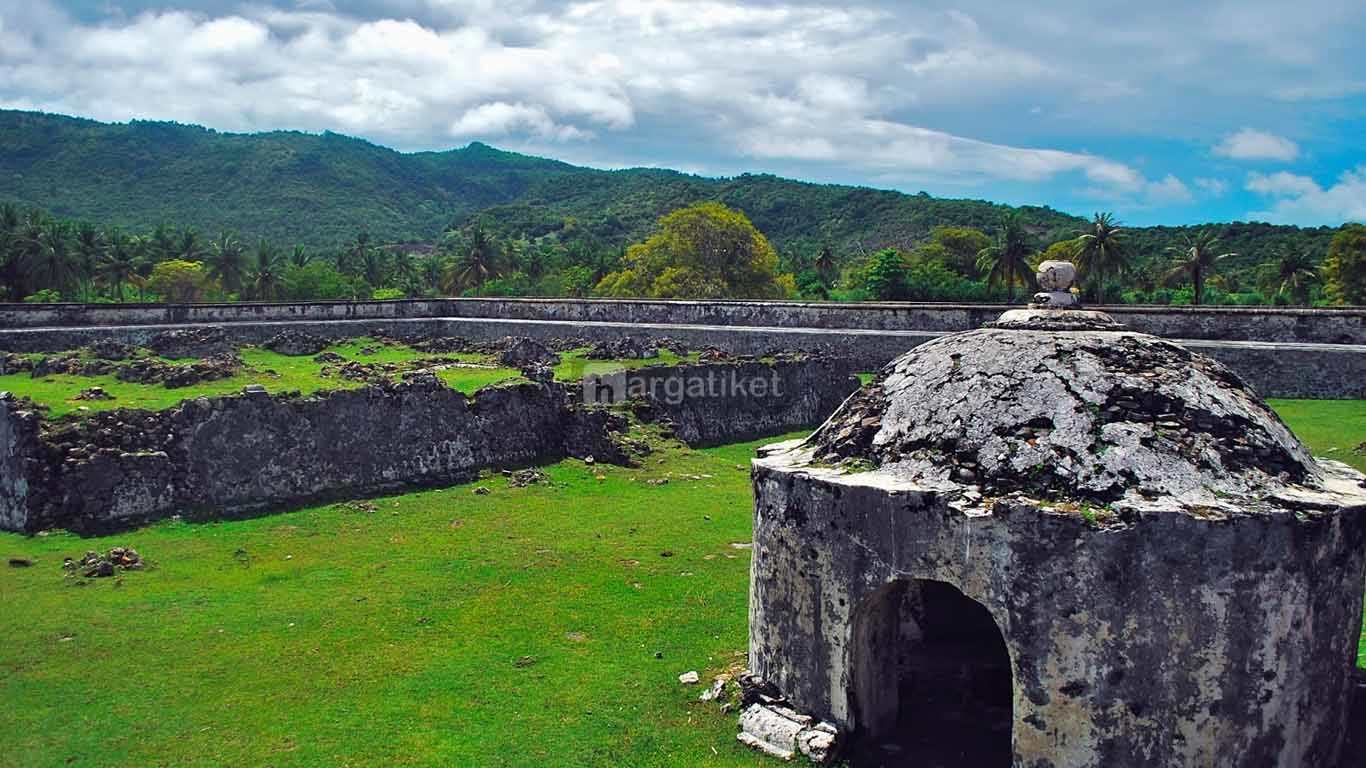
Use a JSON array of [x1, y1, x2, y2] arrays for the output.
[[595, 203, 790, 299], [0, 110, 1359, 305]]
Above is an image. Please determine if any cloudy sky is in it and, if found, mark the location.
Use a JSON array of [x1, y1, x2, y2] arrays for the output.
[[2, 0, 1363, 226]]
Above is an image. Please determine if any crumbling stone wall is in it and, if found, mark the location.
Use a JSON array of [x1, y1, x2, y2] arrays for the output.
[[604, 359, 860, 447], [0, 397, 43, 531], [2, 318, 1360, 399], [17, 377, 578, 532], [3, 356, 858, 532]]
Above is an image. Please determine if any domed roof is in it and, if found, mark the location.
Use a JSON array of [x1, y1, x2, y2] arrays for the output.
[[804, 269, 1359, 512]]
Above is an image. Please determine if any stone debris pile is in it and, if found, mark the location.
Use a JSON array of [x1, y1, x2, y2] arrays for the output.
[[147, 327, 234, 359], [263, 330, 330, 357], [495, 336, 560, 368], [585, 336, 659, 360], [63, 547, 144, 577], [116, 353, 244, 389]]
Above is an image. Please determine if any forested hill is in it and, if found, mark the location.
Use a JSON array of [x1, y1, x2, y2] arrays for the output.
[[0, 109, 1337, 267]]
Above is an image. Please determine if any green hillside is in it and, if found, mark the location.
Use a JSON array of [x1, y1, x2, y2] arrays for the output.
[[1, 109, 1334, 262]]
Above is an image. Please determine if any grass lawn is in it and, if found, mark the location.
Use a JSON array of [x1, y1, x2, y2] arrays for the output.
[[0, 403, 1362, 767], [1267, 399, 1366, 473], [553, 348, 701, 383], [0, 342, 710, 420], [0, 338, 523, 419]]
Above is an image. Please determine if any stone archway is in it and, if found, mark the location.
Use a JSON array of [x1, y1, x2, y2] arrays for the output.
[[848, 579, 1013, 766]]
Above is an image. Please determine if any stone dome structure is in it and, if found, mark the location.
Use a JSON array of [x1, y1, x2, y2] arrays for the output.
[[744, 269, 1366, 767]]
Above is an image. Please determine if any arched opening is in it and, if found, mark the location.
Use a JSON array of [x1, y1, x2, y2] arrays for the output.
[[848, 579, 1012, 767]]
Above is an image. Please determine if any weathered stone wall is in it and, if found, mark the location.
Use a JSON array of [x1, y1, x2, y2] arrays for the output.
[[592, 359, 860, 447], [0, 397, 43, 531], [18, 377, 574, 532], [1184, 339, 1366, 399], [749, 457, 1366, 767], [2, 356, 856, 532], [4, 319, 1361, 399], [1, 297, 1360, 344]]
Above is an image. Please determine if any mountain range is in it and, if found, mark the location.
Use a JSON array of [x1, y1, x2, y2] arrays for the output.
[[0, 110, 1340, 271]]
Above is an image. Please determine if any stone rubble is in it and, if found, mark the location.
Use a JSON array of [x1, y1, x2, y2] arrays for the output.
[[585, 336, 659, 360], [495, 336, 560, 368], [147, 327, 234, 359], [63, 547, 143, 577], [263, 330, 330, 356]]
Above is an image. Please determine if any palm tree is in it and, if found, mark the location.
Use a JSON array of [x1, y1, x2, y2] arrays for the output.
[[177, 228, 204, 261], [73, 223, 106, 299], [390, 248, 418, 291], [31, 220, 76, 297], [248, 239, 284, 301], [147, 223, 178, 263], [1260, 248, 1318, 304], [0, 204, 22, 299], [361, 248, 388, 288], [1073, 212, 1130, 304], [288, 245, 312, 269], [131, 236, 156, 302], [98, 230, 139, 302], [976, 214, 1035, 302], [420, 255, 446, 296], [1163, 229, 1235, 305], [814, 245, 836, 284], [342, 231, 371, 276], [207, 231, 247, 294], [443, 226, 500, 293]]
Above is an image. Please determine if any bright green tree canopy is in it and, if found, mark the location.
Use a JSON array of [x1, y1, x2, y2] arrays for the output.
[[594, 202, 789, 299]]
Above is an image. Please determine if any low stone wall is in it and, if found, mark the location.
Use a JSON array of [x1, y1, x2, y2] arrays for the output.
[[2, 319, 1360, 399], [589, 359, 860, 447], [1, 297, 1360, 344], [5, 377, 580, 532], [1, 355, 857, 532], [1184, 340, 1366, 400]]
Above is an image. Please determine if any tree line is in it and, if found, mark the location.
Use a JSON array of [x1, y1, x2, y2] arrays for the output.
[[831, 213, 1363, 307], [1, 200, 1361, 306]]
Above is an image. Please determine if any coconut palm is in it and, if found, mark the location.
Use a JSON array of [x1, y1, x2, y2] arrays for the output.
[[98, 230, 139, 302], [342, 231, 371, 276], [73, 223, 106, 298], [0, 204, 23, 299], [814, 245, 836, 284], [147, 223, 178, 263], [1163, 229, 1235, 305], [443, 226, 500, 293], [288, 245, 312, 269], [248, 239, 284, 301], [420, 255, 446, 296], [1073, 212, 1130, 304], [31, 220, 76, 297], [1260, 248, 1318, 304], [975, 214, 1035, 302], [207, 231, 247, 294], [177, 228, 204, 261]]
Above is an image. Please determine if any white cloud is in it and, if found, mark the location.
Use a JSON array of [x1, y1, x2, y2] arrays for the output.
[[1247, 167, 1366, 224], [1146, 174, 1193, 204], [1213, 128, 1300, 162], [1194, 177, 1229, 197], [450, 102, 588, 141], [0, 0, 1182, 195]]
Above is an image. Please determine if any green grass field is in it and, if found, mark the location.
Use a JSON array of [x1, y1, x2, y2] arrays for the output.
[[0, 339, 521, 419], [0, 342, 706, 420], [0, 402, 1362, 766]]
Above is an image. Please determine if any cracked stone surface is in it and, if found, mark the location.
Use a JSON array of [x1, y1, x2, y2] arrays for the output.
[[808, 328, 1323, 511]]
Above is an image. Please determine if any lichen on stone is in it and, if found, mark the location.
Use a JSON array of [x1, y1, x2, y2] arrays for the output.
[[805, 329, 1320, 509]]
